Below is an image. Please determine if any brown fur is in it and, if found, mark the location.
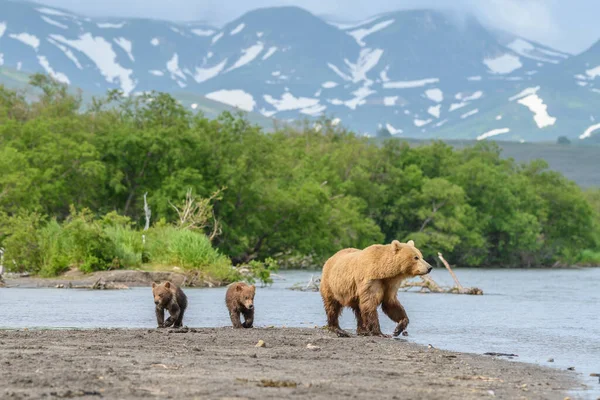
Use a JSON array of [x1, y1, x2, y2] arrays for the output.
[[320, 239, 432, 337], [152, 281, 188, 328], [225, 282, 256, 329]]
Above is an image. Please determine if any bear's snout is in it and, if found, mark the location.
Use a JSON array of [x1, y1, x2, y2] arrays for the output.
[[247, 304, 254, 310], [427, 266, 433, 273]]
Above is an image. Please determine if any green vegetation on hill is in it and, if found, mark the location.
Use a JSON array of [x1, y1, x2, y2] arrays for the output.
[[384, 138, 600, 188], [0, 75, 599, 278]]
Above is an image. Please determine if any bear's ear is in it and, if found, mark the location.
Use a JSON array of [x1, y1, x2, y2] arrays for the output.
[[392, 240, 403, 252], [152, 282, 157, 289], [250, 285, 256, 294], [236, 284, 243, 292], [164, 281, 171, 289], [407, 240, 415, 247]]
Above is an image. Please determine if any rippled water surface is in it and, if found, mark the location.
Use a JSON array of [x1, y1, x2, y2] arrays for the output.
[[1, 268, 599, 398]]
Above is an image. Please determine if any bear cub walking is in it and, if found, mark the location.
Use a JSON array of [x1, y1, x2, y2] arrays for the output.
[[152, 281, 188, 328], [225, 282, 256, 328]]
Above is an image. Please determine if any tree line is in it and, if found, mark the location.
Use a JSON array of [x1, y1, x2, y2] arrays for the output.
[[1, 75, 599, 278]]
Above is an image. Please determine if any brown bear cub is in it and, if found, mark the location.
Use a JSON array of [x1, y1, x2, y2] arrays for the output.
[[320, 239, 432, 338], [152, 281, 188, 328], [225, 282, 256, 328]]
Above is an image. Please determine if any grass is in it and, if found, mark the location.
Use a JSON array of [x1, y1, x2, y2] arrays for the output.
[[578, 250, 600, 267], [4, 211, 239, 282]]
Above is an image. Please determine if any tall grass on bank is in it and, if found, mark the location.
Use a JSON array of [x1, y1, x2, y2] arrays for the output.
[[578, 250, 600, 266], [0, 209, 241, 282]]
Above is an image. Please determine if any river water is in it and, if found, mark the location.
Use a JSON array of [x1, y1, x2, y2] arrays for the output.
[[1, 268, 599, 398]]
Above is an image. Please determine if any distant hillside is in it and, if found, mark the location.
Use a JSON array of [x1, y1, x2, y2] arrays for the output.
[[0, 66, 277, 130], [387, 138, 600, 188]]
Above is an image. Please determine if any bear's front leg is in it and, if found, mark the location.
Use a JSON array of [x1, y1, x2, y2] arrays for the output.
[[382, 293, 409, 337], [164, 304, 180, 328], [230, 310, 243, 328], [155, 307, 165, 328], [242, 309, 254, 328]]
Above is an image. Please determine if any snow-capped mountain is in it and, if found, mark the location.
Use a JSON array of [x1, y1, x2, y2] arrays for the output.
[[1, 0, 599, 141]]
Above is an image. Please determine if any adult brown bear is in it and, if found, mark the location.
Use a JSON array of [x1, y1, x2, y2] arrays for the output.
[[320, 240, 432, 337]]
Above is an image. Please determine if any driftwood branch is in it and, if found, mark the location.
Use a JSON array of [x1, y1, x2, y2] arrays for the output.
[[143, 192, 151, 231], [169, 187, 224, 241], [399, 253, 483, 295]]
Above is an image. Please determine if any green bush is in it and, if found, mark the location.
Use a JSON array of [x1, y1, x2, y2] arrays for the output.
[[0, 211, 44, 273], [61, 208, 117, 273], [145, 226, 236, 282], [578, 250, 600, 266], [38, 220, 70, 277]]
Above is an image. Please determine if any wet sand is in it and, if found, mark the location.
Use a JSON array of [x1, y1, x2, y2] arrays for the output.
[[0, 327, 579, 399]]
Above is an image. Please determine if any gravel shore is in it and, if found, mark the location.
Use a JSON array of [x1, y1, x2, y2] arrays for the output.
[[0, 327, 580, 399]]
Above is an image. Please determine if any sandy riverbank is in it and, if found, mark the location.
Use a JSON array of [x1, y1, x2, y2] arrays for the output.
[[0, 327, 580, 399], [1, 269, 215, 289]]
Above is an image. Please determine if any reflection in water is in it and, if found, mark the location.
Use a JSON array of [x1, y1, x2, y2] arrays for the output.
[[1, 268, 599, 397]]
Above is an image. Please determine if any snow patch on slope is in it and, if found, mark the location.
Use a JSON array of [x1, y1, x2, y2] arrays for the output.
[[47, 37, 83, 69], [37, 7, 73, 17], [167, 53, 186, 85], [585, 65, 600, 79], [461, 109, 479, 119], [211, 32, 224, 45], [348, 19, 394, 46], [41, 16, 68, 29], [383, 96, 398, 106], [194, 59, 227, 83], [425, 88, 443, 102], [114, 37, 134, 62], [478, 128, 510, 141], [344, 48, 383, 82], [580, 123, 600, 139], [37, 55, 70, 84], [191, 29, 215, 37], [51, 33, 135, 94], [508, 86, 540, 101], [9, 33, 40, 50], [262, 46, 277, 60], [230, 23, 245, 35], [263, 93, 321, 112], [386, 123, 402, 134], [483, 54, 522, 74], [428, 105, 441, 118], [97, 22, 125, 29], [506, 38, 558, 64], [206, 89, 255, 112], [227, 43, 264, 72], [517, 94, 556, 128], [383, 78, 439, 89]]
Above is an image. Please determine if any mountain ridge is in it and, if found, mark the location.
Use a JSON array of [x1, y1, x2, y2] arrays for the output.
[[1, 0, 599, 141]]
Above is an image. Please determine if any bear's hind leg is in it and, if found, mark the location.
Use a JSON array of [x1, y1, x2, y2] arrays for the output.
[[323, 297, 350, 337], [359, 283, 388, 337], [351, 305, 368, 336]]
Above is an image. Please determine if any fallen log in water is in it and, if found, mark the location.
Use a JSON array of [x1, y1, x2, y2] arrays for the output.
[[55, 279, 129, 290], [289, 274, 320, 291], [399, 253, 483, 295]]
